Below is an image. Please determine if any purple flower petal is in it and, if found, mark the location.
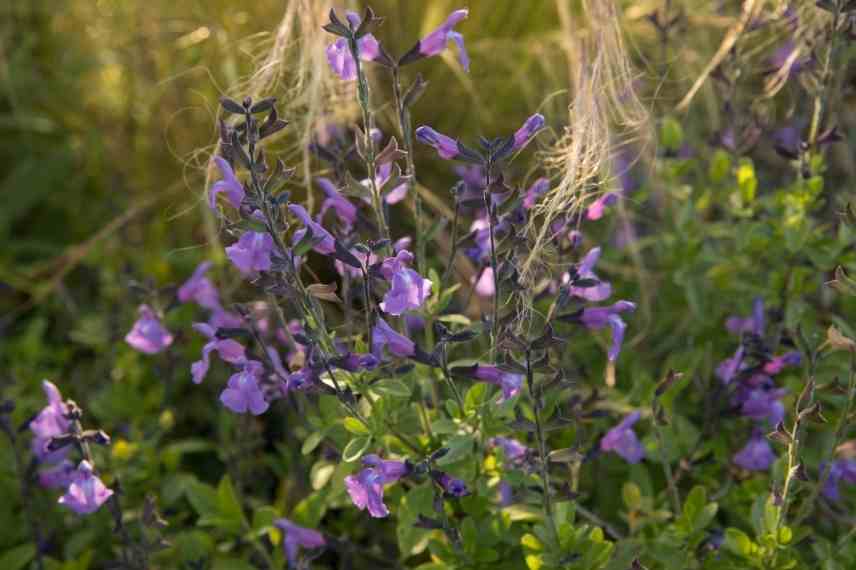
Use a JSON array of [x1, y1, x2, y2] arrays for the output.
[[125, 305, 174, 354]]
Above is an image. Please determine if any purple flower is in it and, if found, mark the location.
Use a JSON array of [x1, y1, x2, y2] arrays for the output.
[[372, 162, 408, 204], [522, 178, 550, 209], [733, 430, 776, 471], [473, 266, 495, 298], [325, 12, 380, 81], [39, 460, 76, 489], [498, 480, 514, 506], [219, 362, 269, 415], [58, 461, 114, 515], [767, 41, 809, 78], [725, 298, 765, 336], [345, 467, 389, 518], [317, 177, 357, 230], [30, 380, 70, 462], [415, 126, 460, 160], [372, 317, 416, 358], [226, 232, 275, 276], [600, 411, 645, 463], [289, 204, 336, 255], [579, 301, 636, 361], [190, 323, 247, 384], [273, 518, 326, 567], [585, 192, 619, 221], [362, 454, 411, 481], [209, 157, 245, 210], [763, 351, 801, 375], [732, 375, 786, 425], [566, 247, 612, 302], [178, 262, 221, 310], [512, 114, 545, 151], [472, 365, 523, 402], [378, 251, 432, 315], [716, 346, 745, 384], [125, 304, 174, 354], [821, 460, 856, 501], [401, 9, 469, 71], [437, 472, 469, 497], [489, 437, 528, 464]]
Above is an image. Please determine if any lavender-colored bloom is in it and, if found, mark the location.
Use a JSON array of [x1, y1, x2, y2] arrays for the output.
[[498, 480, 514, 506], [289, 204, 336, 255], [178, 261, 221, 310], [317, 177, 357, 230], [336, 351, 380, 373], [716, 346, 745, 384], [437, 472, 469, 497], [733, 375, 786, 425], [512, 114, 545, 151], [490, 437, 528, 464], [473, 365, 523, 402], [406, 9, 470, 71], [415, 126, 460, 160], [190, 323, 247, 384], [30, 380, 70, 462], [273, 518, 326, 568], [226, 232, 275, 276], [763, 351, 801, 375], [345, 467, 389, 518], [220, 363, 269, 415], [39, 460, 76, 489], [567, 247, 612, 302], [210, 308, 244, 330], [767, 41, 809, 78], [579, 301, 636, 361], [586, 192, 619, 221], [58, 461, 114, 515], [733, 430, 776, 471], [725, 298, 765, 336], [362, 454, 411, 481], [378, 251, 432, 315], [125, 304, 174, 354], [821, 460, 856, 501], [522, 178, 550, 209], [209, 156, 245, 210], [600, 411, 645, 463], [473, 266, 495, 298], [325, 12, 380, 81], [373, 162, 408, 204], [372, 317, 415, 358]]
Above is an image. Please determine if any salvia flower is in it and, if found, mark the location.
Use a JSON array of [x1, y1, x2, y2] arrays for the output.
[[219, 362, 269, 415], [566, 247, 612, 302], [473, 266, 495, 298], [401, 9, 469, 71], [289, 204, 336, 255], [472, 365, 523, 402], [579, 301, 637, 361], [762, 351, 801, 375], [345, 467, 389, 518], [585, 192, 619, 221], [317, 177, 357, 231], [39, 460, 77, 489], [362, 454, 412, 481], [415, 126, 460, 160], [600, 411, 645, 463], [732, 375, 786, 425], [511, 114, 545, 151], [489, 437, 529, 464], [436, 472, 469, 497], [209, 156, 245, 210], [273, 518, 326, 568], [190, 323, 247, 384], [325, 12, 380, 81], [821, 459, 856, 501], [522, 177, 550, 209], [177, 261, 221, 310], [225, 232, 275, 276], [372, 317, 416, 358], [733, 429, 776, 471], [125, 304, 174, 354], [58, 460, 114, 515], [378, 250, 432, 315], [725, 298, 765, 336], [30, 380, 70, 462]]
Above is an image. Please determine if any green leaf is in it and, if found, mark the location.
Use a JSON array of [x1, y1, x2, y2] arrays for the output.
[[251, 506, 278, 537], [661, 116, 684, 152], [343, 416, 370, 435], [724, 528, 754, 558], [301, 431, 326, 455], [0, 543, 35, 570], [185, 479, 219, 519], [436, 435, 473, 466], [622, 482, 642, 511], [342, 435, 372, 462], [217, 476, 247, 533], [464, 382, 488, 413], [373, 378, 412, 398]]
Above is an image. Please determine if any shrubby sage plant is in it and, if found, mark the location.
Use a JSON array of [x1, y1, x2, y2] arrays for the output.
[[6, 2, 856, 570]]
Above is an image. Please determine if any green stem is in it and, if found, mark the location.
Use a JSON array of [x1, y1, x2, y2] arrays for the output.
[[652, 404, 681, 514], [391, 66, 423, 271], [482, 164, 500, 363], [526, 350, 559, 546]]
